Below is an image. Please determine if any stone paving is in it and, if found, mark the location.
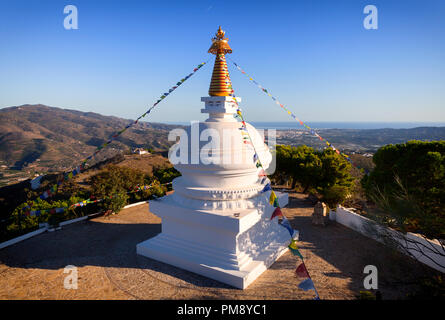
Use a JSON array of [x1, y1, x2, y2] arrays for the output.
[[0, 193, 436, 300]]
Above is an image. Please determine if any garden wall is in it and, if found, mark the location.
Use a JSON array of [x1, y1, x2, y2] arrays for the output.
[[329, 206, 445, 273]]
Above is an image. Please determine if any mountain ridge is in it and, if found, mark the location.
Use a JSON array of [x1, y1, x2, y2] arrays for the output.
[[0, 104, 179, 174]]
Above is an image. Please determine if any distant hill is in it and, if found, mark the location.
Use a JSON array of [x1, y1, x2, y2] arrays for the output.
[[0, 104, 180, 174], [0, 152, 173, 220]]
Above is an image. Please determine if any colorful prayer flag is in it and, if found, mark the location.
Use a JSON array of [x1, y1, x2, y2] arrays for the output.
[[272, 197, 279, 207], [269, 191, 277, 206], [261, 183, 271, 193], [288, 239, 304, 259], [270, 207, 283, 220], [280, 217, 294, 236], [288, 246, 303, 259], [298, 278, 315, 291], [295, 263, 310, 278]]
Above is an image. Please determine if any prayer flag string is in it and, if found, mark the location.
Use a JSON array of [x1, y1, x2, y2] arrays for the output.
[[22, 182, 172, 217], [21, 60, 209, 212], [223, 56, 320, 299], [219, 54, 267, 184], [229, 59, 352, 166]]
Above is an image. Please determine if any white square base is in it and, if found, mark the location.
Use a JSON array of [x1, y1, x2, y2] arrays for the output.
[[137, 192, 290, 289]]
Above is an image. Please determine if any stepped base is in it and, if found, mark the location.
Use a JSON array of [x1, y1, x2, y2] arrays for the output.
[[136, 192, 290, 289]]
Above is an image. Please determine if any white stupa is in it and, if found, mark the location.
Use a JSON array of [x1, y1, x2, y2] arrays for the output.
[[137, 27, 291, 289]]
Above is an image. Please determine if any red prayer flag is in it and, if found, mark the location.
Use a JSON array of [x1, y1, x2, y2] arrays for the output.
[[258, 169, 267, 177], [296, 263, 310, 278], [270, 207, 283, 220]]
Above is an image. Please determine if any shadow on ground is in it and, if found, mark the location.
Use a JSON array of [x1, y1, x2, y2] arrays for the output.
[[0, 217, 233, 290], [284, 192, 441, 299], [0, 193, 440, 299]]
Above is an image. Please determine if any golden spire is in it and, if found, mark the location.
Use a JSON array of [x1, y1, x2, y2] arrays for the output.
[[208, 26, 233, 97]]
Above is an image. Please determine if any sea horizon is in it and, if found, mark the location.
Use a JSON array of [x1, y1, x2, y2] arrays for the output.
[[162, 121, 445, 130]]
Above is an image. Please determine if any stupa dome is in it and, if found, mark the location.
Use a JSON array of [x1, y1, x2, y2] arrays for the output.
[[171, 119, 272, 189]]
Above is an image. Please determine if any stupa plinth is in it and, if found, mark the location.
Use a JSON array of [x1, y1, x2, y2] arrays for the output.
[[137, 27, 290, 289]]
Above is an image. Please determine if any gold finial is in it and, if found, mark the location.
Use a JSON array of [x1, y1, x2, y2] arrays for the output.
[[208, 27, 233, 96], [208, 26, 232, 55], [215, 26, 225, 40]]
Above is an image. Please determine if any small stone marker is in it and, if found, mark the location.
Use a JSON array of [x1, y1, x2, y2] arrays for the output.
[[312, 201, 328, 226]]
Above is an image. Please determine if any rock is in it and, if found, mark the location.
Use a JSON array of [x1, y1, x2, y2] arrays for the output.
[[312, 201, 328, 226]]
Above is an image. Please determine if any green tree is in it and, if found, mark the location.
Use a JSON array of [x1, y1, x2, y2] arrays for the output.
[[153, 167, 181, 185], [315, 149, 354, 209], [101, 193, 129, 214], [273, 145, 321, 191], [362, 140, 445, 239], [273, 145, 354, 209], [89, 165, 147, 213]]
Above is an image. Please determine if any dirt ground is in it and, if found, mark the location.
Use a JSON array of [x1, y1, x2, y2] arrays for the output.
[[0, 192, 438, 300]]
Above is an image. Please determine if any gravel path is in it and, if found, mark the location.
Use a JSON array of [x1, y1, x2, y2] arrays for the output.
[[0, 192, 436, 300]]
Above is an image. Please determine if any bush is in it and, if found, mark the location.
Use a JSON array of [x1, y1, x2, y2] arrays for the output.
[[273, 145, 321, 191], [362, 140, 445, 239], [319, 185, 350, 209], [315, 149, 354, 209], [89, 165, 169, 213], [273, 145, 354, 209], [153, 167, 181, 185], [102, 193, 129, 214], [89, 165, 148, 213], [1, 194, 97, 242]]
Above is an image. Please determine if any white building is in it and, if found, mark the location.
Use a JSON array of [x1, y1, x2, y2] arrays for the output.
[[133, 148, 149, 155], [137, 27, 291, 289]]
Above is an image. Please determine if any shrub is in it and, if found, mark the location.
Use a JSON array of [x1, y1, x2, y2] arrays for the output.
[[101, 193, 129, 214], [153, 167, 181, 185], [316, 149, 354, 209], [89, 165, 148, 213], [362, 140, 445, 239], [273, 145, 354, 209]]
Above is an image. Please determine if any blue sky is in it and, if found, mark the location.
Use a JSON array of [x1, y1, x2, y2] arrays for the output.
[[0, 0, 444, 123]]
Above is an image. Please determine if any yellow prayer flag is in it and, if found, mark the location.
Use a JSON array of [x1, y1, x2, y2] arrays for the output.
[[269, 191, 277, 205], [289, 239, 298, 250]]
